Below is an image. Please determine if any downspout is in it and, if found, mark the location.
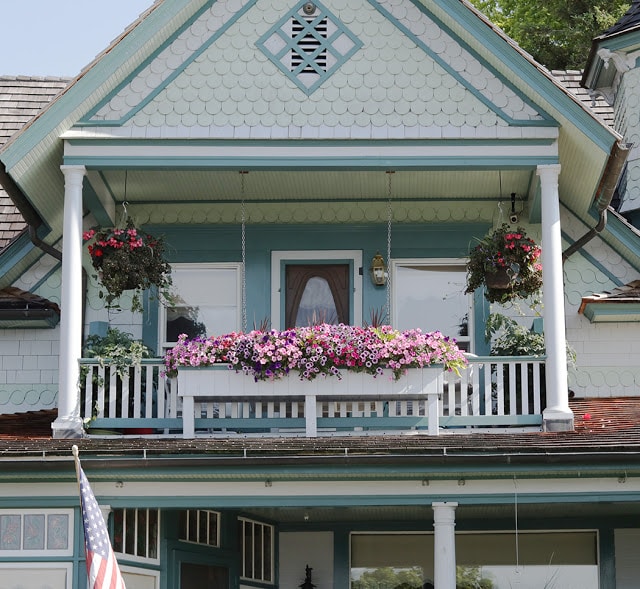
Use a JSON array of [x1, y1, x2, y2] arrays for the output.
[[562, 141, 630, 262], [0, 161, 62, 261]]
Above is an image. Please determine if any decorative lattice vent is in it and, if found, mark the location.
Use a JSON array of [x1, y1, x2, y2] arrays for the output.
[[257, 1, 362, 94]]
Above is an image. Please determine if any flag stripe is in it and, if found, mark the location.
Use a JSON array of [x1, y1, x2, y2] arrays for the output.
[[77, 461, 126, 589]]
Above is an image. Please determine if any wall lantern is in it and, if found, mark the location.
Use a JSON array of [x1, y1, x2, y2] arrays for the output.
[[370, 252, 387, 286]]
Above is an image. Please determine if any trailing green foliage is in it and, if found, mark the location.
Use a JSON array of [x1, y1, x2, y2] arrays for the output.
[[485, 313, 576, 366], [485, 313, 546, 357], [83, 328, 155, 378]]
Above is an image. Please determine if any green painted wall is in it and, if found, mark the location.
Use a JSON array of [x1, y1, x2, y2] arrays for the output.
[[150, 221, 488, 344]]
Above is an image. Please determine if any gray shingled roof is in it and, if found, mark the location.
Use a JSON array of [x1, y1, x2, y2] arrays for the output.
[[0, 76, 69, 249], [0, 398, 639, 457], [601, 0, 640, 37], [551, 69, 615, 128]]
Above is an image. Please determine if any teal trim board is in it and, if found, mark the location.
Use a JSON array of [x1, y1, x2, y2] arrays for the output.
[[598, 29, 640, 53], [581, 303, 640, 323], [90, 491, 640, 510], [599, 527, 616, 589], [66, 138, 558, 148], [83, 177, 114, 228], [561, 229, 622, 286], [63, 155, 560, 170], [603, 211, 640, 268], [0, 232, 38, 283]]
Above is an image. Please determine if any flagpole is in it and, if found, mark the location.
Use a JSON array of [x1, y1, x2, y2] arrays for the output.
[[72, 444, 81, 491]]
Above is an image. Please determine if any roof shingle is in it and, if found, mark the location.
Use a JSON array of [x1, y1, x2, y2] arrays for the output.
[[2, 398, 640, 457], [0, 76, 69, 249], [551, 69, 615, 127]]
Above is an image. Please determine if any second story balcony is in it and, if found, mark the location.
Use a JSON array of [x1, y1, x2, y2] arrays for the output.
[[81, 354, 546, 438]]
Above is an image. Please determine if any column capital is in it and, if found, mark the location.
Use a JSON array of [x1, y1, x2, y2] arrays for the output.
[[536, 164, 561, 181], [432, 501, 458, 509], [60, 164, 86, 175], [60, 165, 86, 190], [432, 502, 458, 524]]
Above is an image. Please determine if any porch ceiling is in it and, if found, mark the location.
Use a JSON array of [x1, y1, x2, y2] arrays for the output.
[[91, 169, 534, 205]]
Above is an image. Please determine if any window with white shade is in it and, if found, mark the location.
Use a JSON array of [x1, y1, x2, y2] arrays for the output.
[[160, 263, 241, 347], [392, 260, 473, 352]]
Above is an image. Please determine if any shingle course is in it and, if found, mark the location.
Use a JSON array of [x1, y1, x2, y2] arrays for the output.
[[1, 397, 639, 456], [551, 69, 615, 128], [0, 76, 69, 249]]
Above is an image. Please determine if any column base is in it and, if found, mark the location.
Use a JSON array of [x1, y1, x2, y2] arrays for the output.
[[543, 408, 574, 432], [51, 415, 85, 439]]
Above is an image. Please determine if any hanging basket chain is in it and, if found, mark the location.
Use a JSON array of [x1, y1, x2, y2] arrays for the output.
[[386, 171, 394, 323], [240, 171, 248, 333]]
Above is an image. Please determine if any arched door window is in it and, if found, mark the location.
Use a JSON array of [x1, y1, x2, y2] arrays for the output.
[[285, 264, 349, 327]]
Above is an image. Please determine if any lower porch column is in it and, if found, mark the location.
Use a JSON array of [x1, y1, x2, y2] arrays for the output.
[[432, 502, 457, 589], [536, 164, 574, 432], [52, 165, 86, 439]]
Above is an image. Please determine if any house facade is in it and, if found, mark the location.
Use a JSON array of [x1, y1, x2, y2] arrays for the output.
[[583, 0, 640, 228], [1, 0, 640, 588]]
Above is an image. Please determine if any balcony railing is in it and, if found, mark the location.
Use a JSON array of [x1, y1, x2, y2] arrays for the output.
[[80, 356, 546, 437]]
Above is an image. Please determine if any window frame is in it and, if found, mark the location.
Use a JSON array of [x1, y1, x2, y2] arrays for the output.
[[0, 562, 73, 589], [391, 258, 474, 352], [112, 508, 161, 565], [238, 516, 275, 584], [158, 262, 242, 349], [178, 509, 221, 548], [271, 250, 363, 329], [0, 508, 74, 557]]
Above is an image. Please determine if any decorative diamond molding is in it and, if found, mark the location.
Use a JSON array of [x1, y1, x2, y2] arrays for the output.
[[257, 0, 362, 95]]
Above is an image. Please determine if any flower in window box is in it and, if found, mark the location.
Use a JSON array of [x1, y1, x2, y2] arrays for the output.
[[83, 217, 172, 312], [163, 323, 468, 380], [464, 224, 543, 304]]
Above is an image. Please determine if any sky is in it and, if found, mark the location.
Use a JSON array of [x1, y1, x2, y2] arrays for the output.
[[0, 0, 154, 77]]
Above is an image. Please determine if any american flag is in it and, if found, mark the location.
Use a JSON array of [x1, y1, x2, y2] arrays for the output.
[[78, 463, 126, 589]]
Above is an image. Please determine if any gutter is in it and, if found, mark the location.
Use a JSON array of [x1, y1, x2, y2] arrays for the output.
[[0, 162, 62, 261], [4, 448, 640, 470], [562, 141, 630, 262]]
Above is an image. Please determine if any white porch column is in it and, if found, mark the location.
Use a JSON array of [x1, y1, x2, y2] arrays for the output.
[[432, 502, 457, 589], [52, 165, 86, 439], [536, 164, 574, 431]]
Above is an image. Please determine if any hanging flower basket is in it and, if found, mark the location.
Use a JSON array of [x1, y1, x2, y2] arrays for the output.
[[484, 267, 516, 290], [83, 217, 172, 312], [465, 224, 542, 304]]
